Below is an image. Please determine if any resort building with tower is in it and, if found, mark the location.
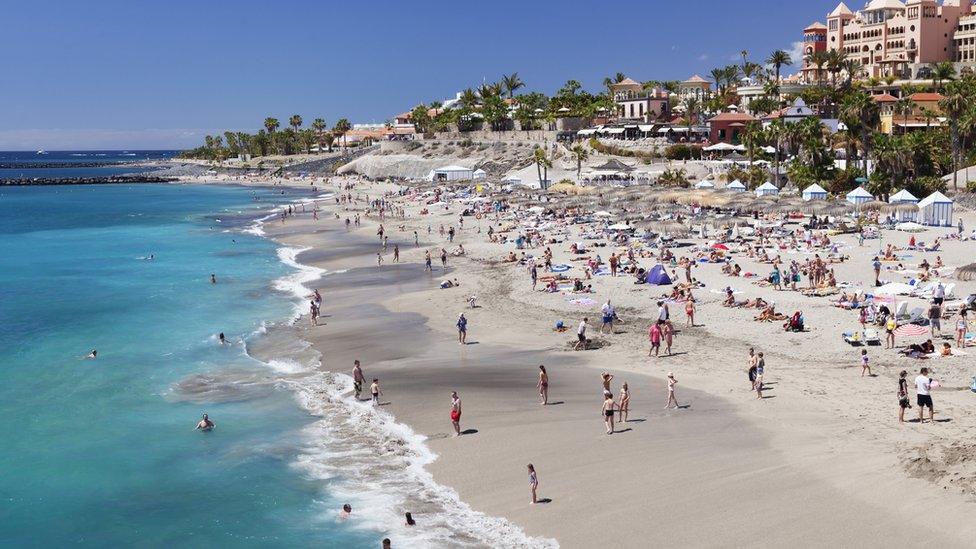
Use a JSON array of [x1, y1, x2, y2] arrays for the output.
[[805, 0, 976, 81], [610, 78, 670, 124]]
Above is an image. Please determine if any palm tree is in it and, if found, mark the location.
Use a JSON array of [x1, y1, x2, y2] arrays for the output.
[[931, 61, 956, 91], [766, 50, 793, 94], [502, 73, 525, 99], [894, 96, 913, 135], [264, 117, 280, 154], [289, 115, 303, 133], [766, 119, 786, 187], [571, 143, 589, 178], [826, 50, 847, 89], [533, 147, 552, 186], [741, 120, 764, 166], [683, 96, 700, 135], [841, 91, 880, 175], [710, 68, 726, 95], [810, 50, 830, 88], [333, 118, 351, 150], [740, 50, 749, 72], [841, 59, 863, 88], [311, 118, 327, 153], [940, 85, 967, 190]]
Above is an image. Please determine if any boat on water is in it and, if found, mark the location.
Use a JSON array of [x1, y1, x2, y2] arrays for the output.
[[36, 150, 47, 155]]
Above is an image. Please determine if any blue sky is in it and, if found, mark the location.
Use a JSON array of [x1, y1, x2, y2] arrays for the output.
[[0, 0, 828, 149]]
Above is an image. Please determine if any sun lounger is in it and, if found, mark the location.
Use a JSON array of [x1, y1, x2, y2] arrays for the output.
[[894, 301, 908, 319], [843, 331, 864, 346], [864, 328, 881, 345]]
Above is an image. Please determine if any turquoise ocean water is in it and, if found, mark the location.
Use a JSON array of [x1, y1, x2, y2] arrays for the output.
[[0, 184, 378, 547]]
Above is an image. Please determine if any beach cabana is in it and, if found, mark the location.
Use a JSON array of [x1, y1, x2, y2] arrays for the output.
[[643, 265, 673, 285], [845, 186, 873, 207], [472, 169, 487, 180], [694, 180, 715, 189], [888, 189, 919, 221], [801, 183, 828, 201], [432, 165, 474, 182], [502, 175, 523, 185], [918, 191, 953, 226], [727, 179, 747, 192], [755, 182, 779, 197]]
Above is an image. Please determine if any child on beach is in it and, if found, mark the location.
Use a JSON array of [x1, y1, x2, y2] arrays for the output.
[[649, 321, 662, 357], [456, 313, 468, 344], [755, 353, 765, 399], [527, 464, 539, 504], [685, 298, 695, 327], [603, 392, 617, 434], [665, 372, 679, 409], [370, 378, 382, 405], [618, 383, 630, 423], [956, 311, 969, 348], [860, 349, 872, 377]]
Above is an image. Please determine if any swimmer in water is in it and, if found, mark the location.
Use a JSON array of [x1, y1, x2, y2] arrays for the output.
[[338, 504, 352, 520], [195, 413, 215, 431], [218, 333, 226, 345], [85, 349, 97, 359], [210, 274, 217, 284]]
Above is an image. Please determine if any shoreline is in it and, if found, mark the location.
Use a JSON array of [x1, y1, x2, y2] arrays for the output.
[[246, 177, 976, 547]]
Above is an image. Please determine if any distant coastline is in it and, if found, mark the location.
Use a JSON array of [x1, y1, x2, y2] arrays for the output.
[[0, 174, 177, 186]]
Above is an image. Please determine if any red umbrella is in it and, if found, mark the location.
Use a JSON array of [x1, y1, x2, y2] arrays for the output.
[[711, 243, 729, 250], [894, 324, 929, 337]]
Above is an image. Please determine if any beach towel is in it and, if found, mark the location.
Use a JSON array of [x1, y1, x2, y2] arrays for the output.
[[551, 264, 571, 273]]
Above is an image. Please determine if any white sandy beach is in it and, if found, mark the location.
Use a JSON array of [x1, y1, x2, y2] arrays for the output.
[[227, 173, 976, 547]]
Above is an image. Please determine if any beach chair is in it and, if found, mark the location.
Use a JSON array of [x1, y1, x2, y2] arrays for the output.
[[843, 330, 864, 346], [905, 307, 926, 325], [943, 283, 955, 299], [864, 328, 881, 346], [894, 301, 908, 319]]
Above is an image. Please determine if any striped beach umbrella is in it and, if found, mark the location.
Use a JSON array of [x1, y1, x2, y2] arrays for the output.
[[894, 324, 929, 337]]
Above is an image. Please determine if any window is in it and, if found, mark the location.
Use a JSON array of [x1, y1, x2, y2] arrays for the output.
[[829, 19, 838, 31]]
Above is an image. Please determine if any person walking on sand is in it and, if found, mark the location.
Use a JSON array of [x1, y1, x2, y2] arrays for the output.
[[450, 391, 462, 436], [665, 372, 679, 409], [603, 392, 617, 434], [649, 321, 662, 357], [370, 378, 382, 406], [527, 464, 539, 504], [685, 297, 695, 327], [424, 250, 432, 271], [860, 349, 872, 377], [872, 256, 882, 287], [618, 382, 630, 423], [747, 347, 758, 389], [456, 313, 468, 345], [754, 353, 765, 399], [376, 252, 383, 266], [414, 231, 419, 246], [352, 360, 365, 400], [928, 301, 942, 338], [601, 371, 613, 396], [898, 370, 911, 423], [393, 245, 399, 263], [600, 300, 615, 334], [663, 320, 675, 356], [537, 365, 549, 405], [956, 310, 969, 349], [915, 367, 935, 423], [575, 318, 588, 351]]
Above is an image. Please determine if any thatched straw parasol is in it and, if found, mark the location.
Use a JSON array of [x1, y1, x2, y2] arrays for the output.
[[643, 220, 691, 236], [859, 200, 888, 212], [954, 263, 976, 281], [881, 202, 919, 214]]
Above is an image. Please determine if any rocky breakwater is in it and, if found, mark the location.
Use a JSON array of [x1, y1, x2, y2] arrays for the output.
[[1, 175, 177, 186]]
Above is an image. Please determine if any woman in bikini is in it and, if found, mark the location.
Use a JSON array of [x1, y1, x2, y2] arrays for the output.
[[602, 392, 617, 434], [617, 383, 630, 423], [537, 365, 549, 405], [665, 372, 679, 409]]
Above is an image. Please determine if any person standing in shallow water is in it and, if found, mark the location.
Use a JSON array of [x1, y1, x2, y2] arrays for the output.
[[352, 360, 365, 400], [603, 392, 617, 434]]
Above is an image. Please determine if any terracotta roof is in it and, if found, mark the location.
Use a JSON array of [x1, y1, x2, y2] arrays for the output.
[[910, 92, 944, 102], [804, 21, 827, 31], [683, 74, 709, 83], [871, 93, 897, 103], [616, 77, 641, 86], [708, 111, 757, 123]]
